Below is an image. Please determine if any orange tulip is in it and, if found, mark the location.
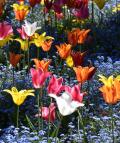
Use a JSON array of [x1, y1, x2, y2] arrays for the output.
[[9, 52, 22, 67], [67, 28, 90, 46], [73, 66, 96, 83], [77, 29, 91, 44], [56, 43, 71, 59], [67, 28, 80, 47], [71, 51, 86, 67], [41, 40, 53, 52], [114, 79, 120, 101], [12, 3, 30, 21], [99, 85, 118, 104], [99, 76, 120, 104], [33, 58, 51, 71]]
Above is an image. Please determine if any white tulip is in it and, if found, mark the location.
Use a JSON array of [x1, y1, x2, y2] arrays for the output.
[[49, 92, 84, 116], [23, 20, 41, 37]]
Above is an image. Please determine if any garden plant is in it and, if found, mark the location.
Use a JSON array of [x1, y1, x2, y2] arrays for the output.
[[0, 0, 120, 143]]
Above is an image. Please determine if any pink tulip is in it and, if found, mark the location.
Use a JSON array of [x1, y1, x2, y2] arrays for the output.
[[17, 26, 29, 40], [0, 21, 13, 40], [64, 84, 86, 102], [35, 103, 56, 122], [55, 12, 64, 20], [47, 75, 65, 95], [30, 68, 51, 89]]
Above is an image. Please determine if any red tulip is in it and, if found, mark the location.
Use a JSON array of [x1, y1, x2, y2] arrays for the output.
[[35, 103, 56, 122], [44, 0, 53, 11], [29, 0, 41, 7], [47, 75, 65, 95], [30, 68, 51, 88], [64, 84, 86, 102], [9, 52, 22, 67]]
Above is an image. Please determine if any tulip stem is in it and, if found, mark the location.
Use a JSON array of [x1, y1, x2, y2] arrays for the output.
[[79, 44, 82, 52], [37, 89, 40, 131], [37, 48, 39, 59], [116, 0, 118, 23], [12, 67, 15, 86], [27, 39, 30, 74], [40, 88, 43, 130], [47, 107, 50, 141], [16, 106, 19, 128], [110, 105, 115, 143], [55, 115, 63, 140], [91, 0, 94, 23], [77, 110, 88, 143]]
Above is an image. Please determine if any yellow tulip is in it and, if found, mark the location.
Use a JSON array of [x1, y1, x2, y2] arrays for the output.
[[4, 87, 34, 106], [66, 55, 74, 68], [98, 75, 114, 87], [30, 32, 54, 47], [94, 0, 107, 10], [15, 38, 29, 51], [112, 4, 120, 12], [12, 3, 29, 11]]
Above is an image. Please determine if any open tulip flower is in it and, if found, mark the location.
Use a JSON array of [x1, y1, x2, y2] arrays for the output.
[[35, 103, 56, 122], [12, 3, 30, 21], [41, 39, 53, 52], [67, 28, 81, 47], [49, 92, 84, 116], [98, 75, 120, 87], [77, 29, 91, 44], [4, 87, 35, 106], [56, 43, 72, 59], [23, 20, 41, 37], [30, 32, 54, 50], [33, 58, 51, 71], [99, 77, 120, 104], [70, 51, 86, 67], [0, 21, 13, 47], [98, 75, 114, 87], [48, 75, 65, 95], [73, 66, 96, 83], [30, 68, 51, 88], [67, 28, 90, 46], [9, 52, 22, 67], [64, 84, 86, 103]]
